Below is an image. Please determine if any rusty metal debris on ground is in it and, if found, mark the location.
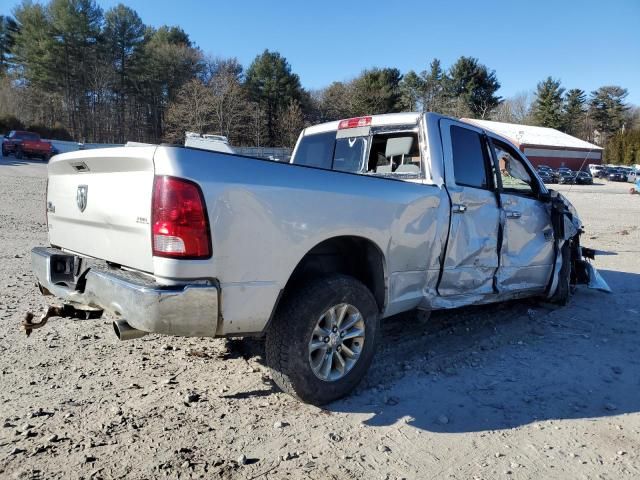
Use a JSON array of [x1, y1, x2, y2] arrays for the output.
[[22, 304, 103, 337]]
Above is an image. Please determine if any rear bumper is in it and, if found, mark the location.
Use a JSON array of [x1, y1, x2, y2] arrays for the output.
[[31, 247, 220, 337]]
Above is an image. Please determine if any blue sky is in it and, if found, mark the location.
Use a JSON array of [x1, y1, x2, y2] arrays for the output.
[[3, 0, 639, 103]]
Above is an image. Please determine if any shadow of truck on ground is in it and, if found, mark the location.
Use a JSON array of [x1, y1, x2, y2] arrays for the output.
[[328, 269, 640, 433]]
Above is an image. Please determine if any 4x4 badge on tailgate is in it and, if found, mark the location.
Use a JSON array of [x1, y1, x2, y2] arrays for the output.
[[76, 185, 88, 212]]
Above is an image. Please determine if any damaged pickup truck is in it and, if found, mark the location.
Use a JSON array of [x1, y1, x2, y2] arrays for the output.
[[28, 112, 602, 405]]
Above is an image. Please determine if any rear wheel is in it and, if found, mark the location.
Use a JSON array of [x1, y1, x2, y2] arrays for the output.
[[266, 274, 379, 405]]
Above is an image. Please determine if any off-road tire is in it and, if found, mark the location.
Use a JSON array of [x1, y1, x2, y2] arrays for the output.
[[265, 274, 379, 405]]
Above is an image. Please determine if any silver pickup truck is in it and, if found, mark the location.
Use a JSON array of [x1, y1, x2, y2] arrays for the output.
[[29, 112, 595, 405]]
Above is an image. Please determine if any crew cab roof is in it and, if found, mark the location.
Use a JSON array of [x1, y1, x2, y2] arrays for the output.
[[303, 112, 422, 136]]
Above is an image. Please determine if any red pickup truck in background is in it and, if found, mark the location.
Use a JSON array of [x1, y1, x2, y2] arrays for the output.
[[2, 130, 56, 161]]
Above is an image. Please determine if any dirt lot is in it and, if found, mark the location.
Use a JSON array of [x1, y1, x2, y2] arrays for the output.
[[1, 156, 639, 479]]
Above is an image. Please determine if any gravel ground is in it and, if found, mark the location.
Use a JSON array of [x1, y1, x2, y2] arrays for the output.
[[1, 156, 639, 479]]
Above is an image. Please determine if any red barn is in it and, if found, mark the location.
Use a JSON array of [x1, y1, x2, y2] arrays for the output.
[[462, 119, 602, 171]]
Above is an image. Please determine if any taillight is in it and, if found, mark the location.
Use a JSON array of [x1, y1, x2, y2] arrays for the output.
[[338, 116, 372, 129], [151, 176, 211, 259]]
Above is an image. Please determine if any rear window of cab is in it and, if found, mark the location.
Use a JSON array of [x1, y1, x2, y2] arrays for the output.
[[292, 130, 420, 177], [292, 131, 368, 173]]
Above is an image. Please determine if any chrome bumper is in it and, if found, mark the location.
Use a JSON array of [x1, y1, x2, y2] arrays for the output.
[[31, 247, 219, 337]]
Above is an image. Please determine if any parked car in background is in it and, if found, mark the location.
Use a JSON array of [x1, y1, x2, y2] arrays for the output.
[[589, 164, 605, 177], [27, 112, 597, 405], [619, 167, 634, 178], [538, 169, 556, 184], [608, 168, 628, 182], [596, 167, 613, 179], [1, 130, 56, 161], [537, 165, 559, 182], [574, 171, 593, 185], [558, 170, 576, 184]]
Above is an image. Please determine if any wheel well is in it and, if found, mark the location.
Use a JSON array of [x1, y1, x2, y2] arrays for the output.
[[279, 236, 386, 313]]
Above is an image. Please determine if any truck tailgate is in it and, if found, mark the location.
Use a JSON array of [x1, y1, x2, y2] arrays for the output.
[[47, 146, 156, 273], [23, 139, 49, 153]]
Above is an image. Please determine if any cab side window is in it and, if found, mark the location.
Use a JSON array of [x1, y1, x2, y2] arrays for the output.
[[493, 141, 536, 195], [367, 132, 420, 175], [450, 125, 491, 189]]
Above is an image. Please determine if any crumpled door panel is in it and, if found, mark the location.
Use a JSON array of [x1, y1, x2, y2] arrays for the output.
[[497, 194, 555, 292], [438, 187, 499, 297]]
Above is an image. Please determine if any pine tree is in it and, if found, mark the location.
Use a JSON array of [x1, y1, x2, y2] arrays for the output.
[[589, 86, 629, 143], [350, 67, 402, 116], [103, 4, 145, 142], [139, 26, 202, 141], [12, 2, 57, 90], [563, 88, 586, 137], [446, 56, 501, 118], [47, 0, 104, 139], [532, 77, 565, 129], [420, 59, 446, 113], [0, 15, 19, 75], [245, 49, 305, 146], [399, 70, 423, 111]]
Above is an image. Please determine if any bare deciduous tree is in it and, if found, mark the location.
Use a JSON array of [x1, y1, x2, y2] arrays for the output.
[[315, 81, 357, 122], [208, 59, 249, 144], [491, 92, 533, 124], [164, 79, 214, 143], [277, 100, 305, 148], [247, 102, 266, 147]]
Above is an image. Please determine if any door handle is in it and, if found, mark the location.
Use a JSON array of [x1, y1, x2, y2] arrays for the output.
[[506, 210, 522, 219], [452, 204, 467, 214]]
